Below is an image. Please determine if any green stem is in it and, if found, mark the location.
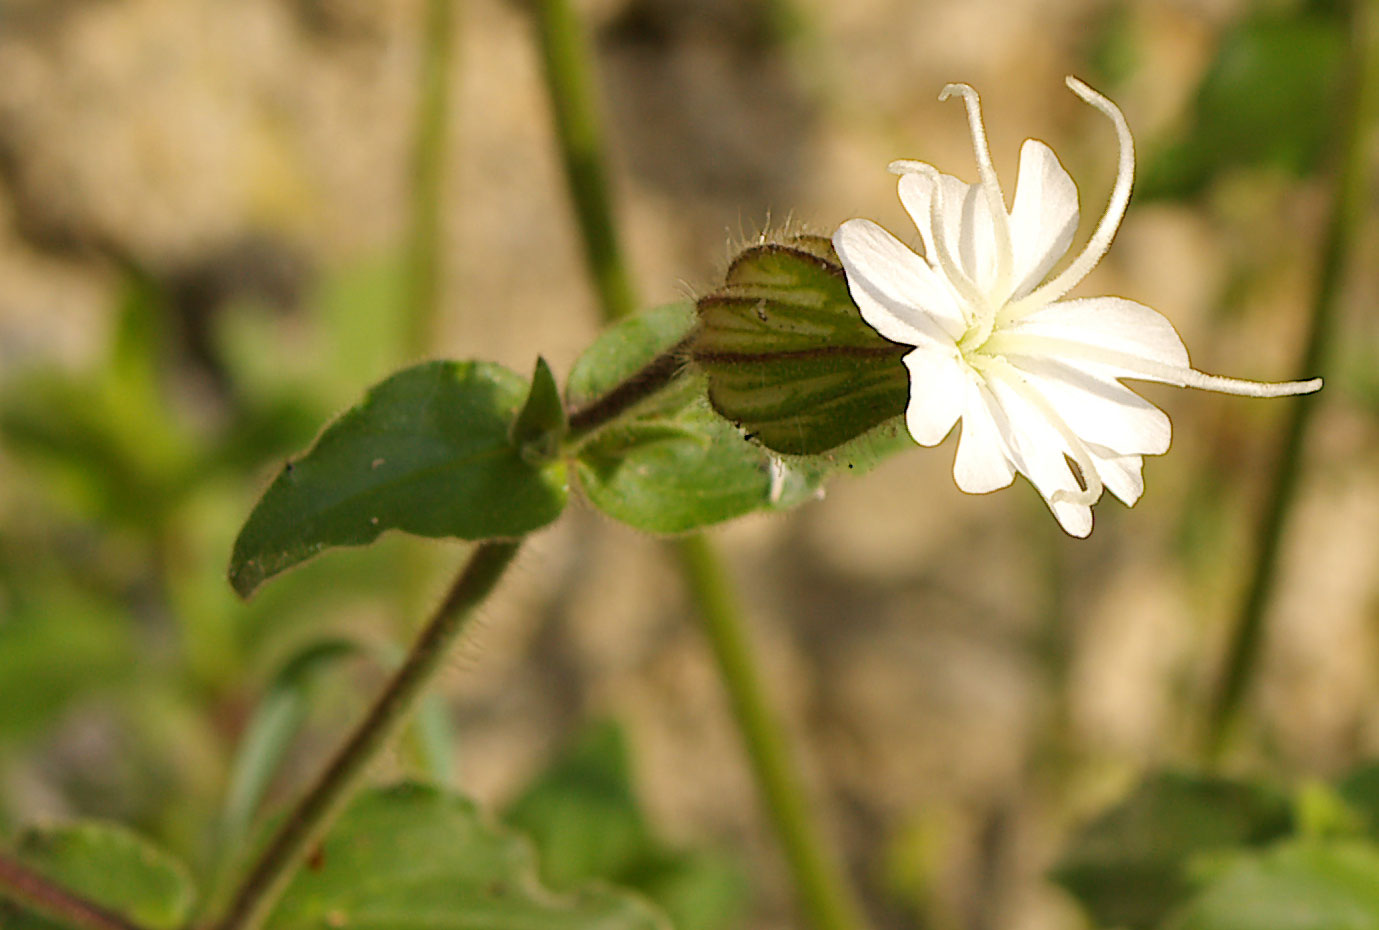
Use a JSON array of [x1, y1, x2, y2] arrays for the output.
[[214, 541, 520, 930], [529, 1, 869, 926], [1204, 0, 1378, 760], [403, 0, 457, 357], [530, 0, 638, 323], [0, 853, 150, 930], [676, 536, 870, 930]]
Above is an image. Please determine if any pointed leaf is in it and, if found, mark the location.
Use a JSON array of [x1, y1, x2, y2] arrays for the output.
[[511, 356, 568, 463], [230, 361, 567, 597]]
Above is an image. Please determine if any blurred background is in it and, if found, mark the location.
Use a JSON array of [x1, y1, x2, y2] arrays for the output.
[[1, 0, 1376, 928]]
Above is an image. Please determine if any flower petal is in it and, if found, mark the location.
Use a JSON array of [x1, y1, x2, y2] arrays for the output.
[[1004, 354, 1172, 456], [898, 171, 1000, 296], [1007, 140, 1078, 299], [902, 346, 968, 446], [1088, 444, 1145, 506], [983, 371, 1095, 537], [953, 378, 1016, 493], [1002, 297, 1191, 369], [833, 219, 966, 344]]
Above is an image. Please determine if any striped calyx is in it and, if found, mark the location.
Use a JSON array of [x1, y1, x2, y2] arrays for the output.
[[692, 235, 909, 455]]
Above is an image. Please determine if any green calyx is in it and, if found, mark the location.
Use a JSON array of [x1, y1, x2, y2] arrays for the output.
[[691, 235, 910, 456]]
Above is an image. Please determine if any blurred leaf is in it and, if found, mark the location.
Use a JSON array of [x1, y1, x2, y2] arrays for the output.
[[627, 851, 748, 930], [1336, 763, 1379, 840], [0, 274, 198, 533], [218, 639, 361, 852], [264, 783, 670, 930], [505, 721, 651, 889], [1053, 772, 1293, 930], [1165, 841, 1379, 930], [505, 721, 747, 930], [0, 374, 191, 532], [2, 822, 195, 930], [693, 238, 909, 456], [1139, 10, 1348, 199], [567, 303, 825, 533], [229, 361, 568, 597], [0, 580, 134, 743]]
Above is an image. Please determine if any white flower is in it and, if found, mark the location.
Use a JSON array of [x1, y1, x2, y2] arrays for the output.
[[832, 77, 1322, 537]]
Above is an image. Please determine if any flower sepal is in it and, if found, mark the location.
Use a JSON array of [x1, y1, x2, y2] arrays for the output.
[[692, 235, 911, 456]]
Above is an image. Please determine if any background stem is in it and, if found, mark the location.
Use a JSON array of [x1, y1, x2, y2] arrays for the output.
[[215, 541, 520, 930], [529, 3, 869, 929], [1203, 0, 1378, 760], [675, 536, 870, 930], [530, 0, 638, 324], [403, 0, 457, 358]]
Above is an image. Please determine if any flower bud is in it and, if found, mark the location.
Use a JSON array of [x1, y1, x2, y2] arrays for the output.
[[691, 235, 909, 455]]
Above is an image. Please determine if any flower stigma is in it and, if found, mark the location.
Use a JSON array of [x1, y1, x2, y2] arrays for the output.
[[832, 77, 1322, 537]]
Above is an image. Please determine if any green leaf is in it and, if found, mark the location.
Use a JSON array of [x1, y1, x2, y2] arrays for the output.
[[2, 822, 196, 930], [1165, 841, 1379, 930], [264, 783, 670, 930], [1139, 9, 1348, 199], [693, 238, 909, 455], [1052, 772, 1293, 930], [512, 356, 568, 464], [504, 721, 747, 930], [229, 361, 568, 597], [567, 303, 818, 533]]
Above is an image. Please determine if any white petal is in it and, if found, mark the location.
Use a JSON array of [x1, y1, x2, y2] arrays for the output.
[[1088, 444, 1144, 506], [1050, 498, 1094, 538], [1003, 354, 1172, 456], [984, 373, 1096, 537], [953, 378, 1016, 493], [902, 346, 968, 446], [1007, 140, 1079, 299], [1001, 296, 1190, 370], [833, 219, 965, 344], [898, 171, 1000, 296]]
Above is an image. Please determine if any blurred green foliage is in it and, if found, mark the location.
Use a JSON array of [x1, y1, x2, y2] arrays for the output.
[[1113, 4, 1351, 200], [1056, 767, 1379, 930], [505, 721, 748, 930]]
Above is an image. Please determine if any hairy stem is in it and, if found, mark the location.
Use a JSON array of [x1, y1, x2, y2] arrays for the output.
[[564, 334, 693, 441], [1204, 0, 1377, 760], [0, 853, 150, 930], [214, 541, 520, 930]]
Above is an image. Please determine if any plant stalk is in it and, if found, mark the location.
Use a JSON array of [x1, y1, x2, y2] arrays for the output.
[[403, 0, 457, 357], [0, 853, 151, 930], [676, 536, 870, 930], [531, 0, 638, 324], [214, 541, 520, 930], [1204, 0, 1378, 760], [529, 5, 870, 927]]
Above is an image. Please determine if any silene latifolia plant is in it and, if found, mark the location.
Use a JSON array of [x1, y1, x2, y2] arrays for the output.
[[115, 76, 1320, 930], [230, 75, 1322, 595]]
